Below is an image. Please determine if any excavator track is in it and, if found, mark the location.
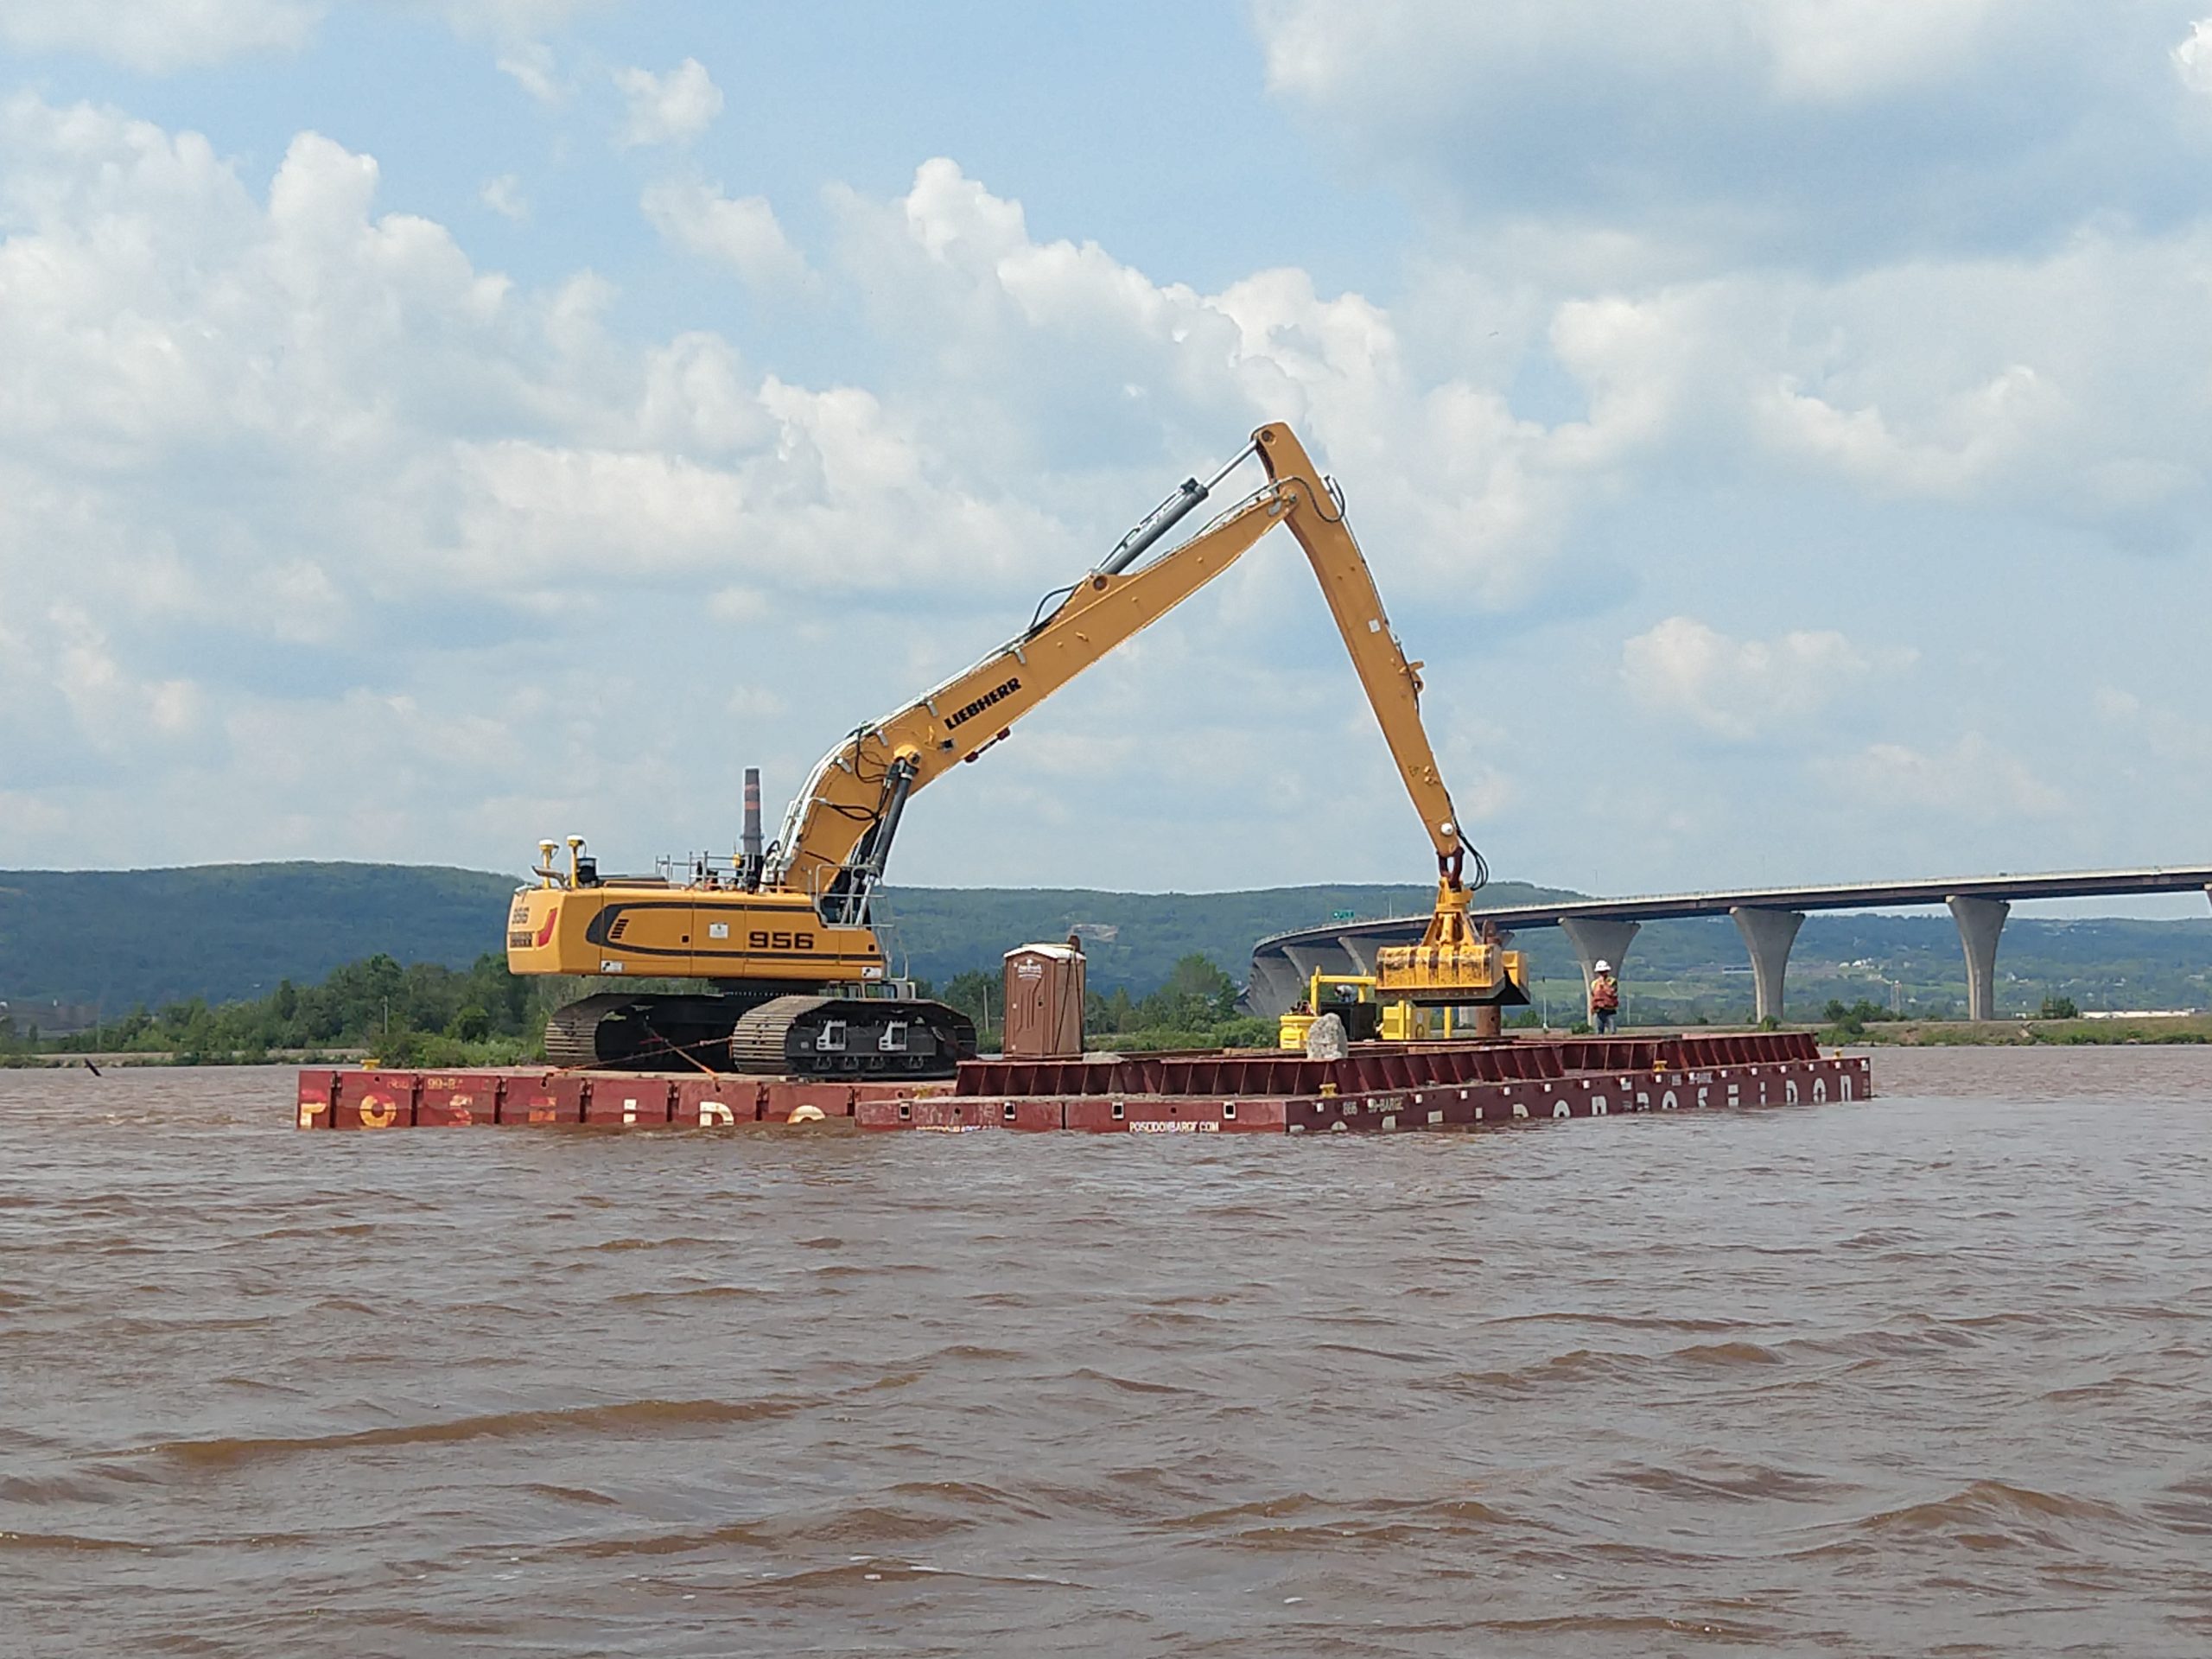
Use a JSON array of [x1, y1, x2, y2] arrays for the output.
[[728, 995, 977, 1079], [543, 989, 790, 1072], [545, 989, 976, 1078], [543, 993, 639, 1068]]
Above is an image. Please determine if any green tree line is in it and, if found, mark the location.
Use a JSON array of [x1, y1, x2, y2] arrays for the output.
[[1, 950, 1274, 1065], [1, 953, 570, 1066]]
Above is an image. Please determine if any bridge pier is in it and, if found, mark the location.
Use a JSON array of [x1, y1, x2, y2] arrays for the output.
[[1948, 895, 2010, 1020], [1338, 935, 1377, 976], [1283, 943, 1347, 993], [1730, 906, 1805, 1024], [1244, 953, 1305, 1017], [1559, 917, 1641, 1014]]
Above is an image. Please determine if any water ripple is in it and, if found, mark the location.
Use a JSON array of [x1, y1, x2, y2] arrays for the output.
[[3, 1050, 2211, 1656]]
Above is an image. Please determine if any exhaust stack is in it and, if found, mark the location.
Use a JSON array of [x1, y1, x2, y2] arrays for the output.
[[741, 767, 764, 889]]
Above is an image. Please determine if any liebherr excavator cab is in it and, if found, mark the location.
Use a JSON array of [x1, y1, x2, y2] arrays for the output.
[[509, 419, 1524, 1077]]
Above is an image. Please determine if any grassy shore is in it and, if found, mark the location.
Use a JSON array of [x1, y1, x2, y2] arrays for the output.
[[1830, 1014, 2212, 1046]]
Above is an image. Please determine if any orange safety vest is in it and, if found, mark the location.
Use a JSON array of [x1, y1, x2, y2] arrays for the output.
[[1589, 975, 1619, 1012]]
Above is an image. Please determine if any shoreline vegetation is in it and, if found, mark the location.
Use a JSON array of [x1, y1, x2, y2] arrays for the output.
[[1824, 1015, 2212, 1046], [3, 957, 2206, 1067], [0, 951, 1275, 1068], [1809, 995, 2210, 1046], [10, 865, 2212, 1029]]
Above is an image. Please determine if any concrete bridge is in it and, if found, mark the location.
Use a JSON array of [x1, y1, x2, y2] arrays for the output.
[[1245, 866, 2212, 1022]]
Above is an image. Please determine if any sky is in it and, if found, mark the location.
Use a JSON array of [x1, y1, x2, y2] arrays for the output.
[[3, 0, 2212, 914]]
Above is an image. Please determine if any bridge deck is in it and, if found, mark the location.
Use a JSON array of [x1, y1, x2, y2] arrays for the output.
[[1247, 864, 2212, 1021], [1257, 865, 2212, 950]]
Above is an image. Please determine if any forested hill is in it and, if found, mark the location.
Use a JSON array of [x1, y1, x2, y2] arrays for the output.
[[7, 863, 2208, 1020], [0, 863, 1565, 1007], [0, 864, 520, 1009]]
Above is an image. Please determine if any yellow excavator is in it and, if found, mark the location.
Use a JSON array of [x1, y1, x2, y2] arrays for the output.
[[508, 421, 1526, 1076]]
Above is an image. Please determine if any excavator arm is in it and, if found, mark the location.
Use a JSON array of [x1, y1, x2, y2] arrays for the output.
[[766, 470, 1290, 911], [1251, 426, 1512, 1005], [1255, 424, 1477, 890], [768, 420, 1521, 1004]]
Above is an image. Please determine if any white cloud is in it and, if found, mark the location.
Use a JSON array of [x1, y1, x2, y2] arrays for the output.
[[480, 173, 529, 221], [641, 179, 809, 289], [410, 0, 607, 34], [0, 101, 1579, 876], [826, 158, 1634, 604], [1761, 0, 2003, 103], [2176, 19, 2212, 93], [0, 0, 321, 73], [1253, 0, 2210, 268], [0, 1, 613, 73], [0, 104, 902, 791], [2094, 686, 2212, 766], [1818, 734, 2066, 821], [496, 41, 568, 106], [0, 98, 1097, 869], [1433, 232, 2212, 543], [1761, 364, 2069, 501], [1622, 617, 1881, 741], [636, 334, 775, 455], [442, 390, 1048, 597], [613, 57, 722, 149], [1262, 0, 2005, 110], [743, 152, 2212, 595], [2, 75, 2204, 888]]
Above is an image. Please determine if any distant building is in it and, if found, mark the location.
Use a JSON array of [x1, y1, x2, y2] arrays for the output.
[[2081, 1008, 2198, 1020], [0, 999, 102, 1037], [1069, 923, 1119, 943]]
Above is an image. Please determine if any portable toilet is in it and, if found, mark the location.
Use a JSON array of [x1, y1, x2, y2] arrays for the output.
[[1002, 938, 1086, 1059]]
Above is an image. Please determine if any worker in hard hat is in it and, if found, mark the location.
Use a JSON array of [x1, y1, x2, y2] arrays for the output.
[[1589, 960, 1621, 1034]]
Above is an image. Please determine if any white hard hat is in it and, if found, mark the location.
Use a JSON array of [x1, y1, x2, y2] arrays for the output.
[[1594, 960, 1612, 973]]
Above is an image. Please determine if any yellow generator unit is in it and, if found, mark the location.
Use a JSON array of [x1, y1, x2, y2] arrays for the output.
[[1277, 971, 1502, 1050]]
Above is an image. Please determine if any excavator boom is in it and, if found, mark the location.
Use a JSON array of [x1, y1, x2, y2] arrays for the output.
[[764, 421, 1518, 1006]]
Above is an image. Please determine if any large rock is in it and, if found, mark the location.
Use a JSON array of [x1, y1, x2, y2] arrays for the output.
[[1303, 1011, 1348, 1061]]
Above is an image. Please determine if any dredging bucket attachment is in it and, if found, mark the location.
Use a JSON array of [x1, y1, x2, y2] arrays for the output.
[[1373, 880, 1530, 1007]]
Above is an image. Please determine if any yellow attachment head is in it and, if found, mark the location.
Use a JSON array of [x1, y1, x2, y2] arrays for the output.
[[1373, 878, 1530, 1007]]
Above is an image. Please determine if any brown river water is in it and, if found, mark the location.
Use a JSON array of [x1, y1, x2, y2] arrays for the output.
[[3, 1048, 2210, 1657]]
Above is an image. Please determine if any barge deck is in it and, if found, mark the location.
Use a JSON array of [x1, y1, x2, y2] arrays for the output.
[[295, 1031, 1869, 1135]]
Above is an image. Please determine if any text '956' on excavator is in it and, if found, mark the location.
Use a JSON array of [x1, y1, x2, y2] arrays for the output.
[[506, 420, 1529, 1077]]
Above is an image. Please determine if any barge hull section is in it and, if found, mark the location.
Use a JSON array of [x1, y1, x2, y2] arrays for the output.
[[296, 1033, 1869, 1135]]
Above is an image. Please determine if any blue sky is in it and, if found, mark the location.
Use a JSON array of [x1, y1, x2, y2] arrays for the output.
[[3, 0, 2211, 918]]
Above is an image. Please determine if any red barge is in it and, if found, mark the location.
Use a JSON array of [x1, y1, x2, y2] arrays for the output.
[[294, 1030, 1868, 1135]]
